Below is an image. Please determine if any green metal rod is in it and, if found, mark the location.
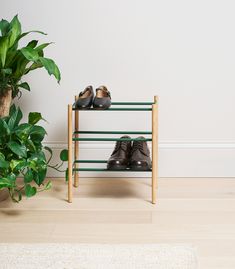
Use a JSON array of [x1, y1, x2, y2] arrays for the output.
[[72, 137, 152, 142], [111, 102, 154, 105], [72, 107, 152, 111], [74, 131, 152, 135], [74, 160, 107, 163], [73, 168, 152, 172]]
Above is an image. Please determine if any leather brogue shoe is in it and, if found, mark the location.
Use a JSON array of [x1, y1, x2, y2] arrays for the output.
[[129, 137, 152, 170], [107, 136, 132, 170]]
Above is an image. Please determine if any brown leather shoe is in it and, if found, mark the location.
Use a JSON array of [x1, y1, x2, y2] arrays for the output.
[[107, 136, 132, 170], [93, 86, 111, 109], [129, 137, 152, 170]]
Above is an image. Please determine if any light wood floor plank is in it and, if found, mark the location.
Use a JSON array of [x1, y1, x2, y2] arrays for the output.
[[0, 177, 235, 269]]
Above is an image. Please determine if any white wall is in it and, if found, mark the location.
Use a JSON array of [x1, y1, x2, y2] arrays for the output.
[[2, 0, 235, 177]]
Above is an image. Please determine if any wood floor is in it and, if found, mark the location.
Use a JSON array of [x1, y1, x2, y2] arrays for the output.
[[0, 177, 235, 269]]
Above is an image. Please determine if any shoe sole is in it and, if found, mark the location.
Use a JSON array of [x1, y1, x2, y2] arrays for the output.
[[129, 164, 152, 171], [75, 107, 92, 110], [93, 106, 111, 110], [107, 164, 128, 170]]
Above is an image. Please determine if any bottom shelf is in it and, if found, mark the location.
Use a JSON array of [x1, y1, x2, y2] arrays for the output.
[[73, 168, 152, 172]]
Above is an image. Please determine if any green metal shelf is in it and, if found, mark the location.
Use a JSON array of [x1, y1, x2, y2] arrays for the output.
[[111, 102, 154, 105], [73, 168, 152, 172], [72, 101, 155, 111], [74, 160, 107, 163], [74, 131, 152, 135], [72, 107, 152, 111], [73, 160, 152, 171], [72, 137, 152, 142]]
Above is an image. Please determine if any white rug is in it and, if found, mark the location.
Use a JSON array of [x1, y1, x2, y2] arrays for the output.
[[0, 244, 198, 269]]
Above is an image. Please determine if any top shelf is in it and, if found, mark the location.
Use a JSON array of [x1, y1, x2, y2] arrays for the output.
[[72, 101, 156, 111]]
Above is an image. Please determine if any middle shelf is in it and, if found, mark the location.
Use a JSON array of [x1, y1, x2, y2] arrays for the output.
[[72, 129, 152, 171], [73, 131, 152, 141]]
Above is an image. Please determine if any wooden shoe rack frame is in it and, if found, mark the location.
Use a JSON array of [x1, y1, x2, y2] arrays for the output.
[[67, 95, 158, 204]]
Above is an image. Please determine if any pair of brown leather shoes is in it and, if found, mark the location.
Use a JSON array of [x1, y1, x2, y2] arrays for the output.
[[75, 86, 111, 109], [107, 136, 152, 171]]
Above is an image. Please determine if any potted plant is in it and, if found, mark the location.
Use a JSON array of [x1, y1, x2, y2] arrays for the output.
[[0, 15, 60, 117], [0, 15, 65, 202], [0, 104, 68, 202]]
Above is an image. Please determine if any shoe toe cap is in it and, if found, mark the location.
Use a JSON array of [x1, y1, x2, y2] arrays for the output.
[[108, 159, 126, 166], [107, 158, 128, 169], [75, 98, 92, 108], [130, 160, 151, 170], [93, 98, 111, 109]]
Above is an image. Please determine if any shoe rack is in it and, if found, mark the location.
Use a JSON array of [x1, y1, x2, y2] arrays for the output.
[[67, 96, 158, 204]]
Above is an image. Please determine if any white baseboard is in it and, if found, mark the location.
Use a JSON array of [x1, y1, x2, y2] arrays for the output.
[[44, 141, 235, 178]]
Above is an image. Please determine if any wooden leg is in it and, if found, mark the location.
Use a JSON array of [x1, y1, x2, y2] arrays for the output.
[[68, 104, 73, 203], [74, 95, 79, 187], [152, 96, 158, 204]]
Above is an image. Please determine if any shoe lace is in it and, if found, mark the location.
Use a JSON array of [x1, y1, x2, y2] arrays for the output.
[[131, 140, 149, 156], [132, 141, 144, 151], [112, 140, 129, 155]]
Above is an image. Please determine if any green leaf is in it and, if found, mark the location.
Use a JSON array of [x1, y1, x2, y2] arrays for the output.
[[28, 112, 43, 125], [10, 160, 21, 170], [35, 42, 52, 52], [24, 62, 43, 74], [1, 68, 12, 75], [7, 173, 16, 182], [26, 40, 38, 48], [27, 160, 37, 172], [65, 168, 68, 182], [9, 159, 27, 171], [0, 117, 10, 136], [21, 47, 39, 62], [0, 153, 9, 168], [25, 184, 37, 197], [0, 36, 9, 67], [30, 125, 47, 142], [44, 181, 52, 190], [7, 106, 23, 130], [24, 169, 33, 183], [8, 15, 22, 48], [4, 49, 18, 66], [60, 149, 68, 161], [0, 19, 10, 36], [11, 30, 46, 50], [16, 30, 47, 42], [9, 104, 16, 116], [0, 160, 9, 169], [30, 151, 46, 162], [39, 57, 61, 83], [25, 139, 36, 152], [11, 50, 30, 79], [7, 141, 27, 158], [0, 178, 12, 189], [34, 166, 47, 185], [18, 82, 30, 91], [14, 123, 32, 137]]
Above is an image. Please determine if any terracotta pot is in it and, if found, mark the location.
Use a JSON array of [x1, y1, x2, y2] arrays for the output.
[[0, 188, 9, 202], [0, 87, 12, 117]]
